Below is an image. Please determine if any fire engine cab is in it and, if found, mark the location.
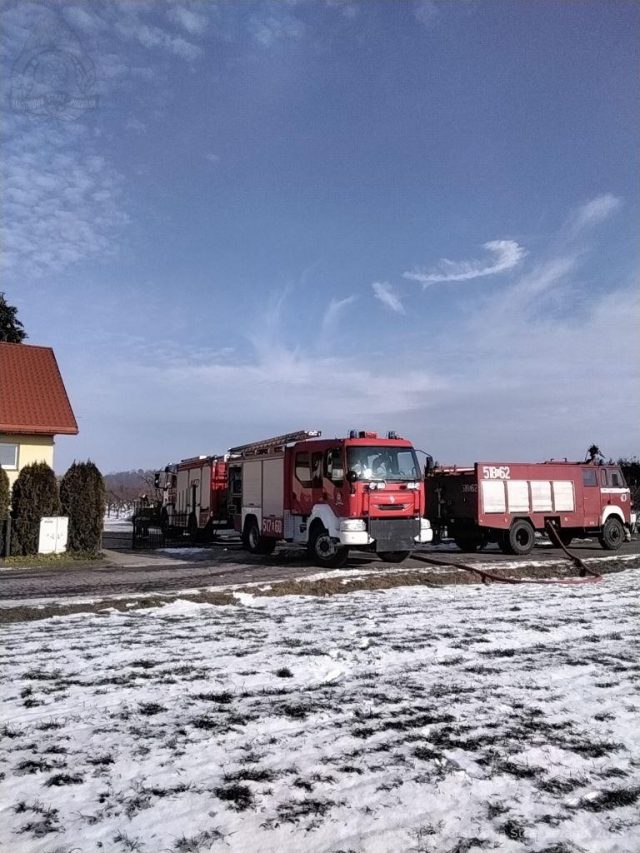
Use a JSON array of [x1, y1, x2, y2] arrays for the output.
[[155, 455, 228, 540], [227, 429, 432, 567], [427, 459, 632, 555]]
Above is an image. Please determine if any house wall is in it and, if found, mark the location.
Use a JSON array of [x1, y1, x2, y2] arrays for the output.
[[1, 434, 55, 489]]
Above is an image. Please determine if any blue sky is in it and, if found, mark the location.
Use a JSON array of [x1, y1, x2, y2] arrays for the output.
[[2, 0, 638, 472]]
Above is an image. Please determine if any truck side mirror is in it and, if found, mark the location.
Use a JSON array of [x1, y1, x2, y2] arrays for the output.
[[424, 455, 434, 476]]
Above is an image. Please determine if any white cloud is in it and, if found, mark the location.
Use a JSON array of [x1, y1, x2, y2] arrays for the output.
[[570, 193, 622, 235], [115, 19, 203, 60], [321, 295, 357, 334], [372, 281, 405, 314], [125, 117, 147, 133], [404, 239, 527, 287], [167, 6, 209, 36], [248, 12, 305, 47], [205, 152, 220, 163], [1, 123, 128, 279], [414, 1, 439, 28]]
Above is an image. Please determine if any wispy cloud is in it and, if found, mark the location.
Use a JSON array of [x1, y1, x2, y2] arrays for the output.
[[414, 1, 439, 28], [1, 123, 128, 279], [569, 193, 622, 236], [248, 10, 306, 47], [167, 5, 209, 36], [115, 18, 202, 60], [404, 240, 527, 287], [321, 295, 357, 334], [372, 281, 405, 314]]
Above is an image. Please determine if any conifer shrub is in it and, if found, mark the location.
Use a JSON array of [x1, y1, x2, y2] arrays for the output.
[[0, 467, 9, 520], [60, 461, 105, 553], [11, 462, 61, 556], [0, 467, 9, 557]]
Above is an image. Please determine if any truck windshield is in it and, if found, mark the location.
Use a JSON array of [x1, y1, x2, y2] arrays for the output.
[[347, 446, 421, 481]]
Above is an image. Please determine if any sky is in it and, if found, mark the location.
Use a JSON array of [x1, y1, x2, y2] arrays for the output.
[[1, 0, 639, 473]]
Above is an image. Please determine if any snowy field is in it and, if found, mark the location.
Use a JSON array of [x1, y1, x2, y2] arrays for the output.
[[1, 571, 639, 853]]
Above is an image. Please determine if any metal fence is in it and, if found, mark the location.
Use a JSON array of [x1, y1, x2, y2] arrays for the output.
[[131, 504, 165, 550]]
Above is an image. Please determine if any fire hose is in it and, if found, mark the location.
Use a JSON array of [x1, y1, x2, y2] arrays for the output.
[[413, 520, 603, 586]]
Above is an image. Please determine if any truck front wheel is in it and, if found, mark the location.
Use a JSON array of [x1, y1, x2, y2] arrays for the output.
[[599, 517, 624, 551], [243, 518, 276, 555], [379, 551, 410, 563], [505, 519, 535, 555], [309, 525, 348, 569]]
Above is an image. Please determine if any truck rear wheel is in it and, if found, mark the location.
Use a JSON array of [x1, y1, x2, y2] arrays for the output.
[[379, 551, 410, 563], [309, 524, 348, 569], [599, 517, 624, 551], [188, 513, 199, 544], [505, 519, 535, 555], [243, 518, 276, 556]]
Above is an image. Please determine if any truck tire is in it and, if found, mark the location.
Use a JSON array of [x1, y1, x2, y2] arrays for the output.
[[308, 524, 348, 569], [454, 536, 482, 553], [161, 508, 171, 537], [379, 551, 410, 563], [188, 513, 199, 544], [505, 519, 535, 555], [599, 516, 624, 551], [243, 518, 276, 555]]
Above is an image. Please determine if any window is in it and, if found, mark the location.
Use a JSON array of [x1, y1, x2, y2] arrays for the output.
[[311, 452, 323, 487], [347, 446, 420, 481], [582, 468, 597, 487], [609, 470, 626, 488], [0, 443, 18, 470], [325, 448, 344, 484], [295, 452, 311, 487]]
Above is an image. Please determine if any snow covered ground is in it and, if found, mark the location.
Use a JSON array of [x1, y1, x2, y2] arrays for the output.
[[1, 570, 639, 853]]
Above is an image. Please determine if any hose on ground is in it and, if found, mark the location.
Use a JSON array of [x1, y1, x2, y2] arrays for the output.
[[413, 522, 603, 586]]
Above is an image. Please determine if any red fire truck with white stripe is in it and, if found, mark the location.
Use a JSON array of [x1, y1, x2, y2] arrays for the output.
[[155, 455, 228, 540], [427, 458, 633, 554], [227, 429, 432, 567]]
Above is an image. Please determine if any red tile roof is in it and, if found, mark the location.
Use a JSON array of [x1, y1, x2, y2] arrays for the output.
[[0, 343, 78, 436]]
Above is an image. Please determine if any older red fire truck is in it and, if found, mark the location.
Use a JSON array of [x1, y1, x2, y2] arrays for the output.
[[155, 455, 228, 540], [227, 429, 432, 567], [427, 459, 632, 555]]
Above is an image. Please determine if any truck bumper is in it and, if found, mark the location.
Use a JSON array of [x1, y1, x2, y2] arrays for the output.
[[339, 531, 371, 546]]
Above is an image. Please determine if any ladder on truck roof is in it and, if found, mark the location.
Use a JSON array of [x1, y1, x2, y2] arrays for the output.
[[228, 429, 321, 459]]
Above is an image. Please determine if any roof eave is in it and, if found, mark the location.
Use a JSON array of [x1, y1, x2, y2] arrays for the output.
[[0, 424, 79, 436]]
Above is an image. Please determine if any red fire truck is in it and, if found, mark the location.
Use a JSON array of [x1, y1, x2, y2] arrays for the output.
[[426, 459, 632, 555], [227, 429, 432, 567], [155, 455, 229, 540]]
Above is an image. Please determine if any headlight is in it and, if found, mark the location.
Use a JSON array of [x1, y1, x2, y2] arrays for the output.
[[340, 519, 366, 532]]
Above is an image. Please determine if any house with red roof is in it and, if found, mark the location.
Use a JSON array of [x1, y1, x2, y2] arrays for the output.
[[0, 342, 78, 489]]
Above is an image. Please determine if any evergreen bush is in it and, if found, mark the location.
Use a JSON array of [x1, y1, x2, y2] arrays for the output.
[[0, 467, 9, 557], [60, 461, 106, 553], [11, 462, 60, 556], [0, 467, 9, 520]]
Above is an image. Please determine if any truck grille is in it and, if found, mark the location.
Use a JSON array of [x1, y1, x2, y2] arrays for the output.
[[368, 518, 420, 550]]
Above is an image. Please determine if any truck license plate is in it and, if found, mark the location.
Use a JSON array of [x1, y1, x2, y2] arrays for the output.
[[262, 516, 283, 536]]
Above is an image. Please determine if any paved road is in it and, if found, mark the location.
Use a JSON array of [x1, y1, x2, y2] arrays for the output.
[[1, 537, 638, 602]]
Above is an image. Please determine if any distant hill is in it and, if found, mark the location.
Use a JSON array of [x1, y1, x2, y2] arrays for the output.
[[103, 469, 158, 511]]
